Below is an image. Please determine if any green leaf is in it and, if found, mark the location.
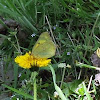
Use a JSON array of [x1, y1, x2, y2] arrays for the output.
[[49, 65, 69, 100], [2, 84, 33, 99], [63, 80, 83, 96], [83, 82, 93, 100]]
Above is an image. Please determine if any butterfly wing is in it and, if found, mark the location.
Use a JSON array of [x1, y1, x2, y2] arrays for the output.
[[32, 32, 56, 58]]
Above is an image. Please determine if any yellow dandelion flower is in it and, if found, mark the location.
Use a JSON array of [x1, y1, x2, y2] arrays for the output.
[[33, 58, 51, 67], [15, 52, 51, 69], [15, 52, 34, 69], [96, 48, 100, 58]]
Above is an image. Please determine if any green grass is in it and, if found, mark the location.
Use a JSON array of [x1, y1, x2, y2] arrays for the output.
[[0, 0, 100, 100]]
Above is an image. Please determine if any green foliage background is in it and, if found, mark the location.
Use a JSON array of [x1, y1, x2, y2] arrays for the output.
[[0, 0, 100, 100]]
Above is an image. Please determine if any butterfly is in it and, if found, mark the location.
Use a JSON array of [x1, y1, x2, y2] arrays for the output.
[[32, 32, 56, 58]]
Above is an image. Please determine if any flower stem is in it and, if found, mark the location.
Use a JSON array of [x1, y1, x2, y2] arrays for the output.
[[34, 79, 37, 100], [60, 67, 66, 89], [30, 72, 38, 100]]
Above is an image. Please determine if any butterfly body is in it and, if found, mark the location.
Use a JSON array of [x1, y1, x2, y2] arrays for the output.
[[32, 32, 56, 58]]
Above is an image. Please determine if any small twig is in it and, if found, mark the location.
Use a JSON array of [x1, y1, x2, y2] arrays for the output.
[[96, 67, 100, 71], [45, 16, 60, 56], [87, 75, 93, 91], [78, 69, 82, 79], [94, 34, 100, 41], [67, 32, 74, 46]]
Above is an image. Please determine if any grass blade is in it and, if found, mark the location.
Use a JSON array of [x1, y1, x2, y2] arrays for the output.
[[2, 84, 33, 99]]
